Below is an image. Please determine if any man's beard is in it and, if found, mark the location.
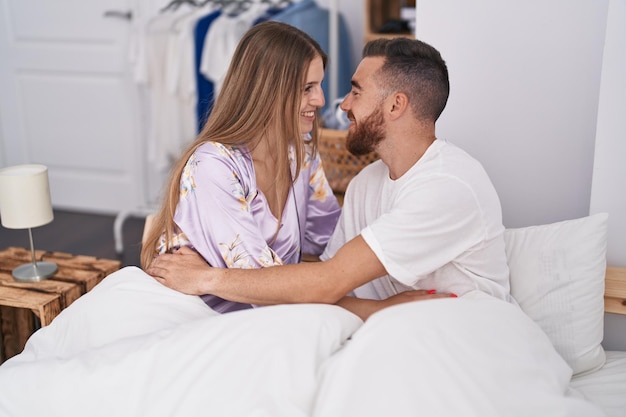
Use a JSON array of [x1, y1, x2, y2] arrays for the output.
[[345, 107, 385, 156]]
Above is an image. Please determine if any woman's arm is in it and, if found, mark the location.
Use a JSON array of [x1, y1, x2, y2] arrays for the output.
[[336, 291, 453, 320]]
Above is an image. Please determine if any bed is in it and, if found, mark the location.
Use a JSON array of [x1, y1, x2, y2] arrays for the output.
[[0, 213, 624, 417]]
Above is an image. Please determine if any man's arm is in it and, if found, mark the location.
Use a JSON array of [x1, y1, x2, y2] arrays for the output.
[[149, 235, 384, 305], [147, 236, 386, 305], [149, 236, 455, 319]]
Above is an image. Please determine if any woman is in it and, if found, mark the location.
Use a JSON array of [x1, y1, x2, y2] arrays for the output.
[[141, 21, 341, 313]]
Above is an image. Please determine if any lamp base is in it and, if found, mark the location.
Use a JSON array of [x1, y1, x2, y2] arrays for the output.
[[12, 261, 58, 282]]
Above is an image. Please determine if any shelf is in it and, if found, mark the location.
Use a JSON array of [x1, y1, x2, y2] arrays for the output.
[[364, 0, 415, 44], [364, 32, 413, 43]]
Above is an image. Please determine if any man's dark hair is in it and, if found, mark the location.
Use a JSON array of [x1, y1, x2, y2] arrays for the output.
[[363, 38, 450, 122]]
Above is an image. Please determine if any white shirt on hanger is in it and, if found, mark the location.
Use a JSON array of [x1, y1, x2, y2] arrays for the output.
[[199, 3, 270, 95]]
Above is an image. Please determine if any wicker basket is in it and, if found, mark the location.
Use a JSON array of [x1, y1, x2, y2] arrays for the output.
[[317, 128, 379, 194]]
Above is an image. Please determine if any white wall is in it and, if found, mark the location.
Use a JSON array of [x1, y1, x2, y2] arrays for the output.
[[590, 0, 626, 268], [416, 0, 608, 230], [589, 0, 626, 352], [0, 115, 4, 166]]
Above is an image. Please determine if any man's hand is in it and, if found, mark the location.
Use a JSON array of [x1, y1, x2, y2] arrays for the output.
[[147, 246, 211, 295]]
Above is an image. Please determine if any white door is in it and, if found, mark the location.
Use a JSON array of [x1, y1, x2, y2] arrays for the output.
[[0, 0, 149, 214]]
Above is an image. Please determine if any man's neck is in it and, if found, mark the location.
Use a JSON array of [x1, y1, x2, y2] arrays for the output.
[[378, 123, 436, 180]]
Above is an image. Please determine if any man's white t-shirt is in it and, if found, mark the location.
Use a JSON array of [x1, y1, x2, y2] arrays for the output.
[[321, 139, 512, 302]]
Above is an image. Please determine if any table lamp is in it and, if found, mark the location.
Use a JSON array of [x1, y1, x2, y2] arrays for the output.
[[0, 164, 58, 282]]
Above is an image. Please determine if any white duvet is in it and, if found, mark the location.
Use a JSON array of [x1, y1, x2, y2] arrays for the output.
[[0, 267, 607, 417]]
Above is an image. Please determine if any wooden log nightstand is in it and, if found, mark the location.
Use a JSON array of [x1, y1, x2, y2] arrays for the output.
[[0, 246, 121, 363]]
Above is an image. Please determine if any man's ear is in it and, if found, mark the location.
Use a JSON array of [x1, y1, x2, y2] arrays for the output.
[[388, 92, 409, 120]]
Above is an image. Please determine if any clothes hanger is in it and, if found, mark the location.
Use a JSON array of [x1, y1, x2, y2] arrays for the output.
[[160, 0, 200, 13]]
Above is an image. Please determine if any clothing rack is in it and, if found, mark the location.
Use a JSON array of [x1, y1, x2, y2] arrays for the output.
[[114, 0, 340, 255], [328, 0, 338, 103], [160, 0, 291, 13], [157, 0, 338, 103]]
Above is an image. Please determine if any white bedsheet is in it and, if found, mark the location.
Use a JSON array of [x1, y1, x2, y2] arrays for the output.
[[570, 351, 626, 417], [0, 267, 609, 417]]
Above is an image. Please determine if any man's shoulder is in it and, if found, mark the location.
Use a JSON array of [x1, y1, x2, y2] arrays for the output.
[[431, 138, 475, 160], [342, 160, 386, 202], [426, 139, 490, 180], [349, 159, 386, 185], [357, 158, 386, 177]]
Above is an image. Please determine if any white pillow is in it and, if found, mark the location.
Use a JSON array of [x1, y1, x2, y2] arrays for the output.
[[504, 213, 608, 376]]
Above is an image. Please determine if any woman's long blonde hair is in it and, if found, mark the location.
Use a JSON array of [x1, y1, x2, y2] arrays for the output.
[[141, 21, 327, 269]]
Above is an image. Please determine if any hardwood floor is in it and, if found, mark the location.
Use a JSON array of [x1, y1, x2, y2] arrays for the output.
[[0, 210, 146, 267]]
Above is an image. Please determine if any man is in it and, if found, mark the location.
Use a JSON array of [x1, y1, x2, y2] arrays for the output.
[[148, 37, 512, 320], [146, 38, 605, 417]]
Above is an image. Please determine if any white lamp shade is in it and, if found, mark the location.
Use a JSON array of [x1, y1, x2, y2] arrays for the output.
[[0, 164, 54, 229]]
